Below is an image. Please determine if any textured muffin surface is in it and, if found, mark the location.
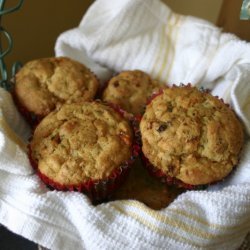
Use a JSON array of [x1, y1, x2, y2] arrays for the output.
[[14, 57, 99, 117], [102, 70, 162, 114], [140, 86, 244, 185], [30, 102, 133, 186]]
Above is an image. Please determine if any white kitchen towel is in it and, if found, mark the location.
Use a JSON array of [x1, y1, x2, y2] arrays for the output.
[[0, 0, 250, 249], [55, 0, 250, 135]]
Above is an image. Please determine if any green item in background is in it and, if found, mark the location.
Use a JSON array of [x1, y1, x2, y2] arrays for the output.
[[240, 0, 250, 20], [0, 0, 24, 90]]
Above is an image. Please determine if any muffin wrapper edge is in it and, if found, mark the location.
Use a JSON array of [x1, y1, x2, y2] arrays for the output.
[[141, 154, 207, 190], [28, 103, 141, 203], [28, 140, 140, 203]]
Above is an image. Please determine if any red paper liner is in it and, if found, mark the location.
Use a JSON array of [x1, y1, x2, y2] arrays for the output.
[[141, 151, 242, 191], [146, 88, 165, 105], [28, 102, 141, 203], [141, 154, 205, 190], [28, 139, 140, 203]]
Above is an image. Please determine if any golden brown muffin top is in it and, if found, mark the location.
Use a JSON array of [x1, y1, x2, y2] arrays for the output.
[[102, 70, 163, 115], [30, 101, 133, 186], [140, 86, 244, 185], [14, 57, 99, 117]]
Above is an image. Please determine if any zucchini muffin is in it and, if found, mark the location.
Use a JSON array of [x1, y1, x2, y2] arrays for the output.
[[102, 70, 163, 115], [29, 101, 137, 201], [13, 57, 99, 125], [140, 85, 244, 188]]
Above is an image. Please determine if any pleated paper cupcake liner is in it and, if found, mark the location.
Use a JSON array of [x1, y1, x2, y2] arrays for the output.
[[28, 102, 141, 203], [28, 138, 140, 203]]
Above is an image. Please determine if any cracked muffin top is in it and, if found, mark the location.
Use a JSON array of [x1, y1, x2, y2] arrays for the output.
[[102, 70, 163, 115], [14, 57, 99, 119], [140, 86, 244, 186], [30, 101, 133, 186]]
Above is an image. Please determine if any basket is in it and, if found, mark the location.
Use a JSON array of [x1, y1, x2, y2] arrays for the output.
[[0, 1, 250, 249]]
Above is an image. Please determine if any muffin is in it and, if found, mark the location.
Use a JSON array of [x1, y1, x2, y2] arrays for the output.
[[102, 70, 163, 115], [29, 101, 138, 201], [13, 57, 99, 125], [140, 85, 244, 188]]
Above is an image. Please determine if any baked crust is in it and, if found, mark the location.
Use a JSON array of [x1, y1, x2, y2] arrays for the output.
[[140, 86, 244, 185], [30, 102, 133, 186], [14, 57, 99, 118], [102, 70, 162, 115]]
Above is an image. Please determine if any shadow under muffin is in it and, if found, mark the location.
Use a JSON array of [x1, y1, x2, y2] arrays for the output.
[[110, 158, 184, 210]]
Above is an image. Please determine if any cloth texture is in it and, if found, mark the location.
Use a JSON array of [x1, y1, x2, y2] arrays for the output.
[[0, 0, 250, 249]]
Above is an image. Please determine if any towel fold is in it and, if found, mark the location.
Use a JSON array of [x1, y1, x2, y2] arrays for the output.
[[0, 0, 250, 249]]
